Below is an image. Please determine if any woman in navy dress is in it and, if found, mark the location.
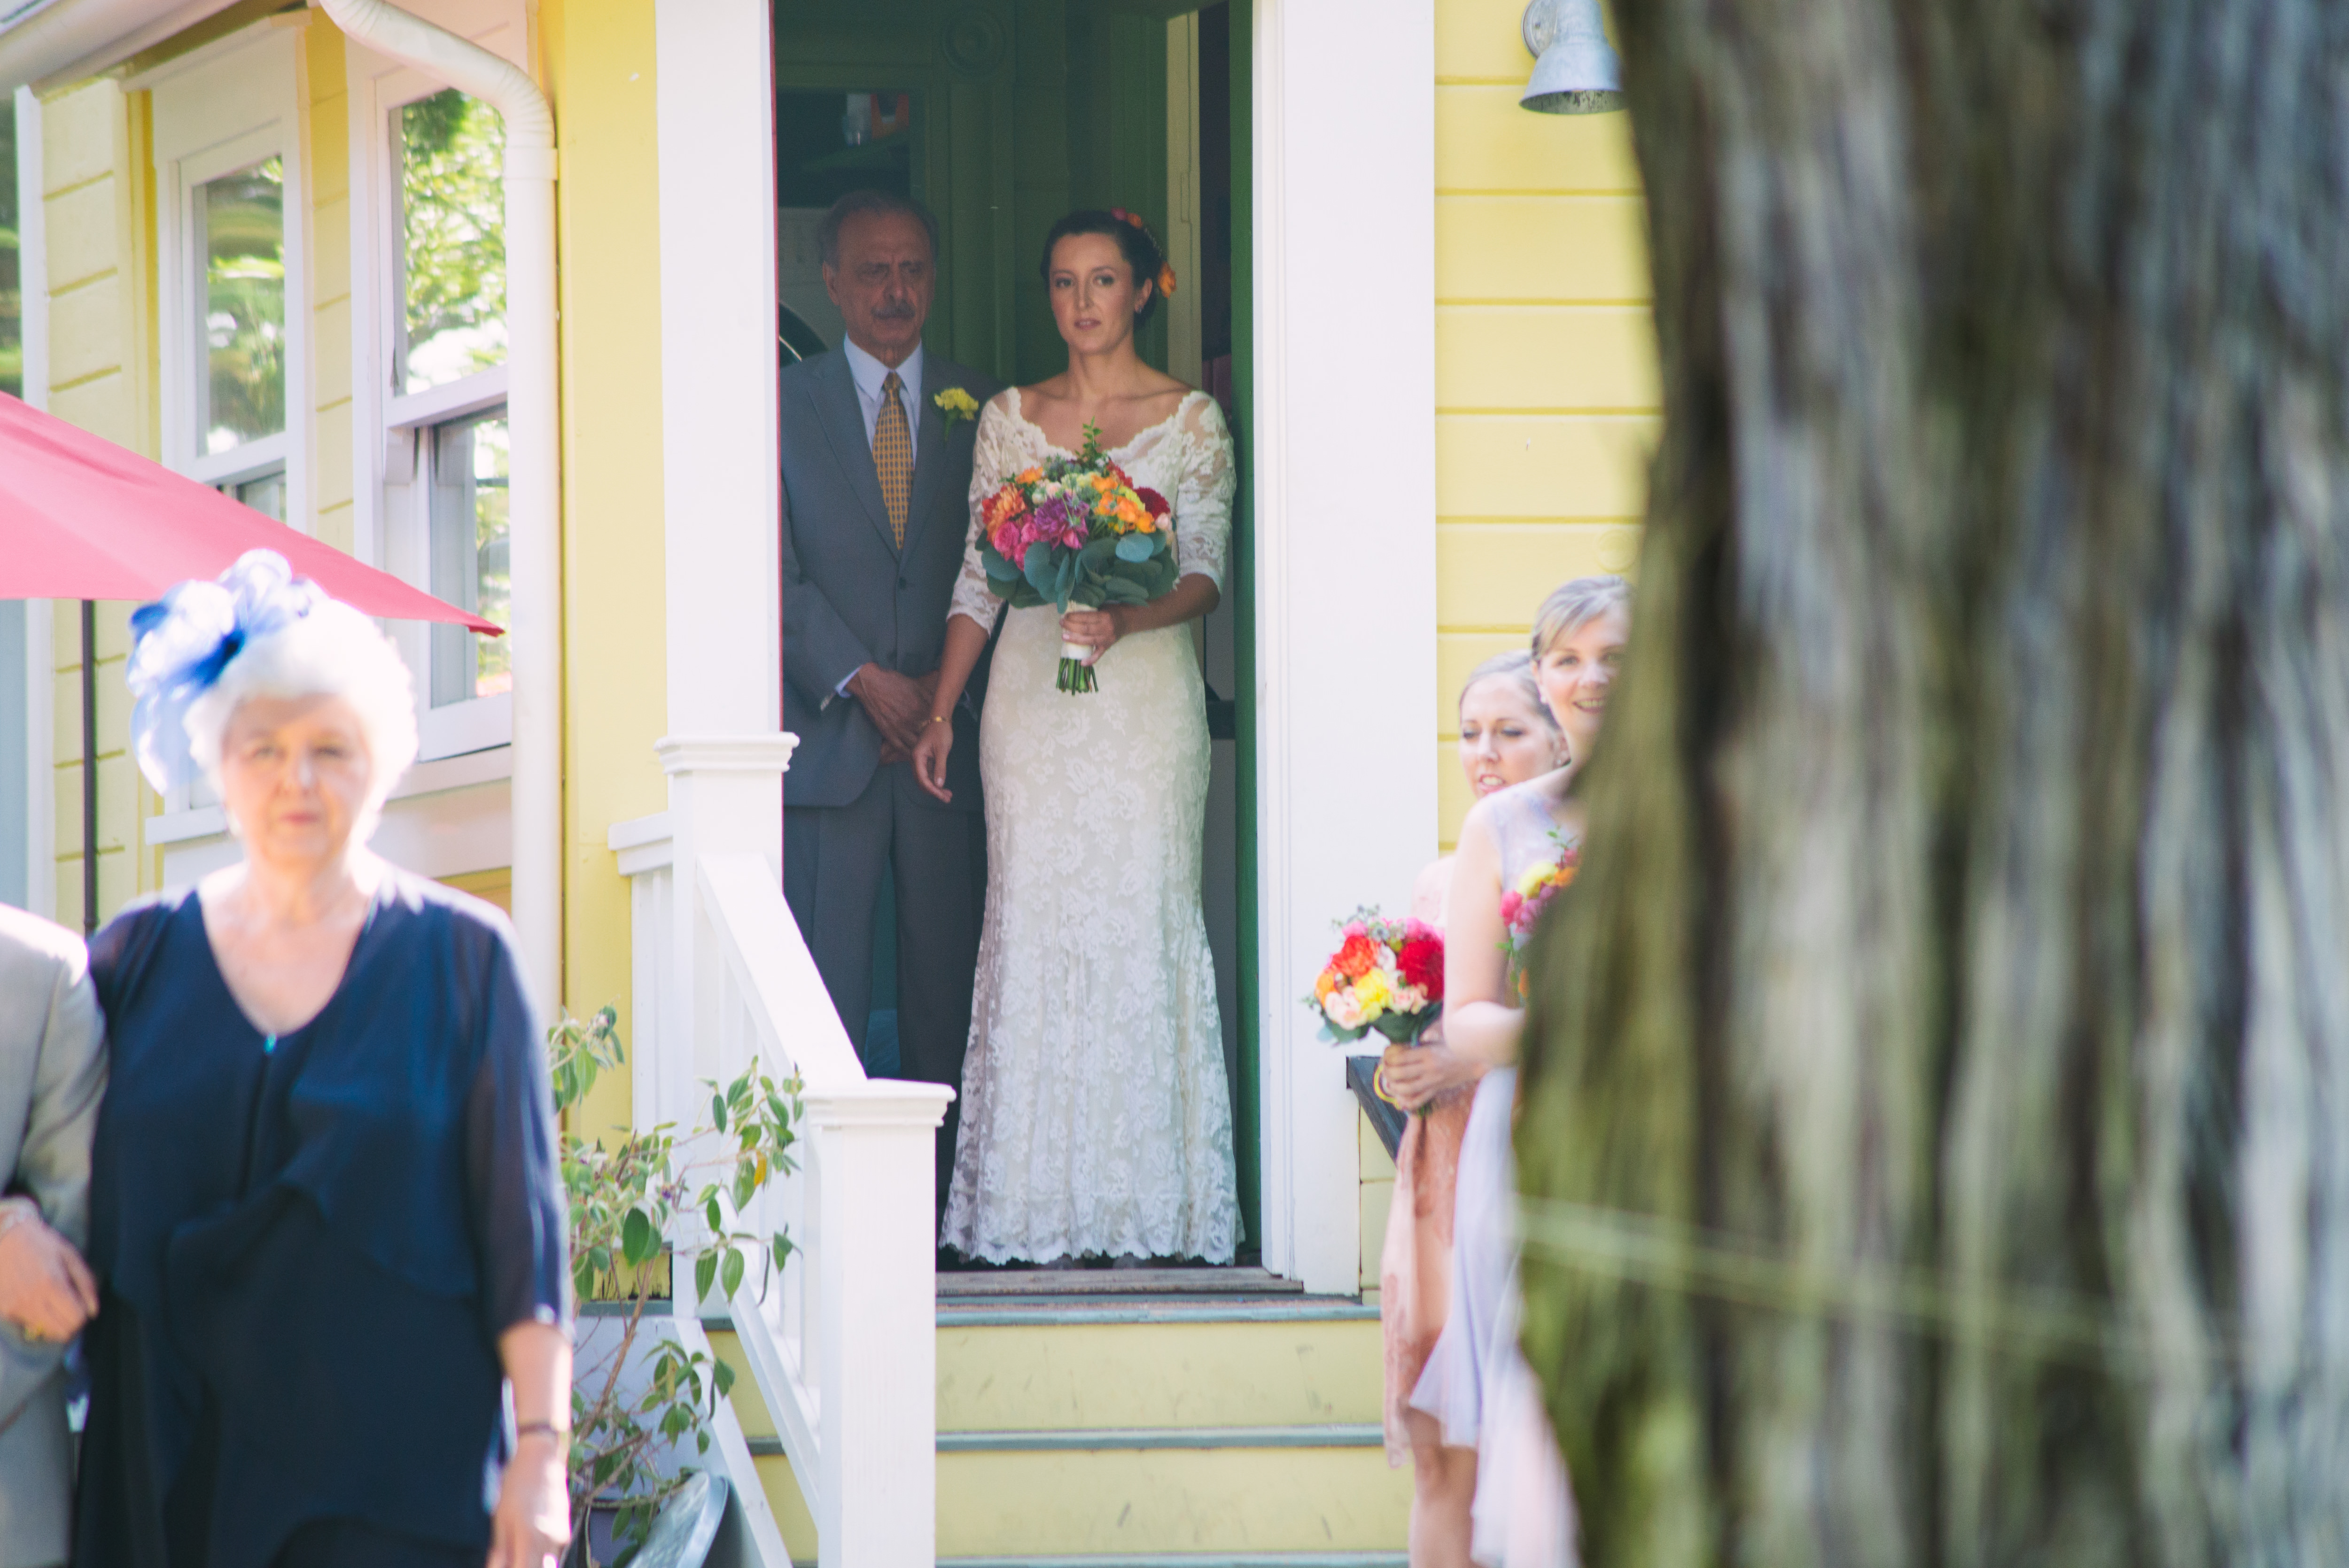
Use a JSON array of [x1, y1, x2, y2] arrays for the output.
[[74, 552, 572, 1568]]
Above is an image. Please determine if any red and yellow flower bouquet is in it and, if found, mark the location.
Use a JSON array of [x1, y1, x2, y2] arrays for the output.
[[1307, 911, 1445, 1047], [977, 423, 1177, 693]]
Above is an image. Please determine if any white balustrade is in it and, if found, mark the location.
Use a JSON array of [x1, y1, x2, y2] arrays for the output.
[[610, 735, 951, 1568]]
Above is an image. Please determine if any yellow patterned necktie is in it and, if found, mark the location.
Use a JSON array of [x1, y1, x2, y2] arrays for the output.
[[874, 370, 912, 550]]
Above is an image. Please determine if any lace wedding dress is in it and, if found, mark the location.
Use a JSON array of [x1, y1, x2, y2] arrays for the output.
[[939, 388, 1243, 1264]]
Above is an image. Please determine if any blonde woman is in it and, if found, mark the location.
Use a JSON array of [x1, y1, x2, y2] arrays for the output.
[[1413, 576, 1630, 1567], [1380, 651, 1563, 1568]]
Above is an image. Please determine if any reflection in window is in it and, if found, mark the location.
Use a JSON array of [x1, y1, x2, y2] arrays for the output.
[[198, 158, 286, 454], [428, 411, 510, 707], [2, 99, 20, 400], [399, 90, 506, 394]]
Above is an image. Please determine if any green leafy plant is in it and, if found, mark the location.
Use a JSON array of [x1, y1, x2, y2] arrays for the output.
[[551, 1008, 803, 1564]]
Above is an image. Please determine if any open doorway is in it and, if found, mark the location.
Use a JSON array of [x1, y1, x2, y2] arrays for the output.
[[772, 0, 1260, 1273]]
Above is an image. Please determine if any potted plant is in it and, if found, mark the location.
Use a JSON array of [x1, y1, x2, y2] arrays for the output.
[[549, 1008, 802, 1566]]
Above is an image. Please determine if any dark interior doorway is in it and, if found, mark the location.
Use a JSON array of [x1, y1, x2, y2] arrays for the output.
[[772, 0, 1257, 1259]]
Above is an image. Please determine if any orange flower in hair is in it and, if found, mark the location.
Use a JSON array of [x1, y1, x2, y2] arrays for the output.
[[1109, 209, 1177, 300]]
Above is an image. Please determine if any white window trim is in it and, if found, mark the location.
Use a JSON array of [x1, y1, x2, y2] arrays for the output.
[[148, 26, 311, 531], [144, 24, 312, 821], [349, 33, 522, 764]]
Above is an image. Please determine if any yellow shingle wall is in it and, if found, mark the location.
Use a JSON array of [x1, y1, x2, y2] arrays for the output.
[[1433, 2, 1653, 847], [539, 0, 669, 1143], [306, 25, 357, 555], [38, 81, 161, 924]]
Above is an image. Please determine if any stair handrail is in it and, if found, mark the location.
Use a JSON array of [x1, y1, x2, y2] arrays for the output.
[[621, 734, 950, 1568]]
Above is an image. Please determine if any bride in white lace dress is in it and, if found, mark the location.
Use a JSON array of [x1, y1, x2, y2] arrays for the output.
[[912, 210, 1241, 1264]]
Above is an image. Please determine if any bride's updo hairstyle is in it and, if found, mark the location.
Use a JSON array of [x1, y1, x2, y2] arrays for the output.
[[1530, 573, 1631, 658], [127, 550, 419, 832], [1039, 208, 1176, 327]]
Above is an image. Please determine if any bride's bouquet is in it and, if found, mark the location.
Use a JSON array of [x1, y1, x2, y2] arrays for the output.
[[1307, 910, 1445, 1048], [976, 423, 1177, 693]]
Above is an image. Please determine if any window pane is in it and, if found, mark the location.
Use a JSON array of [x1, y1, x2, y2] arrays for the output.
[[400, 90, 506, 394], [428, 412, 510, 707], [198, 157, 286, 453], [1, 98, 20, 401], [233, 470, 285, 521]]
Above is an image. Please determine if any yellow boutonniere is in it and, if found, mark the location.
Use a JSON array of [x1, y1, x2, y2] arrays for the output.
[[935, 386, 980, 432]]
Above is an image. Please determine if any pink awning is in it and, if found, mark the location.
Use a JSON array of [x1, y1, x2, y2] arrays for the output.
[[0, 391, 499, 632]]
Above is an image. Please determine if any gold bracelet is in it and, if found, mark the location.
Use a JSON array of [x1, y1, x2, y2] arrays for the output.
[[928, 713, 949, 725]]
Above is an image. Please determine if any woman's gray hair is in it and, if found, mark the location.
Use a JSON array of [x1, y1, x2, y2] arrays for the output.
[[183, 601, 419, 834], [1460, 649, 1554, 727], [1531, 574, 1632, 658]]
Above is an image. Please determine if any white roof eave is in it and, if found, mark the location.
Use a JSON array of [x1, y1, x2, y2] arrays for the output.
[[0, 0, 249, 95]]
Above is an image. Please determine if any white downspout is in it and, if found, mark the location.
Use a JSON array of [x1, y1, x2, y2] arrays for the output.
[[315, 0, 561, 1015]]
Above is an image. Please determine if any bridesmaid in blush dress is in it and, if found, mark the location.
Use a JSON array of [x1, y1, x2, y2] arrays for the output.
[[1379, 652, 1565, 1568], [1413, 576, 1630, 1568]]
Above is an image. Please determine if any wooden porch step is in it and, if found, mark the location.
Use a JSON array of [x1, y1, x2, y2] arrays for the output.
[[938, 1555, 1408, 1567], [937, 1265, 1305, 1298], [707, 1294, 1408, 1563]]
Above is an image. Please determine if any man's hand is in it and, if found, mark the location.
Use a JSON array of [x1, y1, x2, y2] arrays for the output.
[[848, 665, 940, 756], [0, 1203, 99, 1343]]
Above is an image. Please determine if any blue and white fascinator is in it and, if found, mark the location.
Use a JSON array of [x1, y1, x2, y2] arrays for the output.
[[127, 550, 325, 792]]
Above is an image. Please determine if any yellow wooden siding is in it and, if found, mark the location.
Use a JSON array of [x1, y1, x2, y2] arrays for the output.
[[539, 0, 666, 1142], [305, 25, 357, 551], [37, 81, 162, 925], [1433, 0, 1654, 848]]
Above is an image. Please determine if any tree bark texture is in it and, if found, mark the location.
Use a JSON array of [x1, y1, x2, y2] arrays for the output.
[[1515, 2, 2349, 1564]]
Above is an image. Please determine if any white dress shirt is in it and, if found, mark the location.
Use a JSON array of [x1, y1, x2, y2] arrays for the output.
[[842, 336, 924, 467]]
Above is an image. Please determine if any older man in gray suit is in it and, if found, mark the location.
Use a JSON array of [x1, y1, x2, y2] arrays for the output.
[[0, 905, 105, 1568], [780, 190, 998, 1223]]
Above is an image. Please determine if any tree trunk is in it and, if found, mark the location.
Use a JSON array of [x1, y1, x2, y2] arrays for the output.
[[1515, 2, 2349, 1564]]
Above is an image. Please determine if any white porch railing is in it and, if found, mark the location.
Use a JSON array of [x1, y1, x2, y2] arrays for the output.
[[610, 735, 952, 1568]]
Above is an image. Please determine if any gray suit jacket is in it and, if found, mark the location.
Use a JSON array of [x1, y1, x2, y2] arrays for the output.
[[779, 347, 999, 811], [0, 906, 105, 1568]]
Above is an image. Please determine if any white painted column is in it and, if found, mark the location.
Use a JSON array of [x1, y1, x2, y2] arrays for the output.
[[1252, 0, 1440, 1293], [653, 0, 781, 740]]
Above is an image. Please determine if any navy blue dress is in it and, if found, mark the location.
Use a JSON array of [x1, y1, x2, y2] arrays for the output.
[[74, 872, 569, 1568]]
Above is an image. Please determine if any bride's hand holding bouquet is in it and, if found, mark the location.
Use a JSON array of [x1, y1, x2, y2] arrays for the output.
[[973, 426, 1177, 693]]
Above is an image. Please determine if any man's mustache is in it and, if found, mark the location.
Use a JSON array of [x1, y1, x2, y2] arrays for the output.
[[870, 300, 918, 320]]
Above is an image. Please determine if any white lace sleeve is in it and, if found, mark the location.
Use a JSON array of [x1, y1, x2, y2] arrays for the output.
[[1172, 394, 1237, 590], [950, 392, 1028, 628]]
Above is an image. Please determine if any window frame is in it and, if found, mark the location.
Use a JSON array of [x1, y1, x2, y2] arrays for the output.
[[148, 27, 311, 528], [143, 24, 311, 821], [352, 45, 521, 763]]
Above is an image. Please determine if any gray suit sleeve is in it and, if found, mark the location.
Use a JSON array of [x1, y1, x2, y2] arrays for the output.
[[781, 467, 879, 706], [0, 952, 103, 1443], [17, 958, 104, 1250]]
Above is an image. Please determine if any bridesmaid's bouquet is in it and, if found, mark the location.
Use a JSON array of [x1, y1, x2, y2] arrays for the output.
[[1501, 839, 1579, 997], [977, 423, 1177, 693], [1307, 910, 1445, 1047]]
